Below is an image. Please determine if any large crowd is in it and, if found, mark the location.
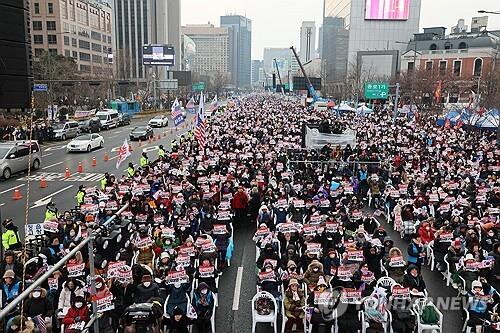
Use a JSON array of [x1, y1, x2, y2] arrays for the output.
[[0, 93, 499, 333]]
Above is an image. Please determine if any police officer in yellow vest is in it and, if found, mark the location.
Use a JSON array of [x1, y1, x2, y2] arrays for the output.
[[127, 162, 135, 178], [140, 152, 149, 168], [75, 185, 85, 205], [100, 172, 109, 190], [170, 139, 178, 150], [158, 145, 165, 159], [1, 219, 21, 251], [44, 202, 58, 221]]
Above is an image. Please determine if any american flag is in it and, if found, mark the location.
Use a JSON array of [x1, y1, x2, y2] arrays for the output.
[[171, 98, 182, 118], [195, 92, 206, 149], [33, 315, 47, 333]]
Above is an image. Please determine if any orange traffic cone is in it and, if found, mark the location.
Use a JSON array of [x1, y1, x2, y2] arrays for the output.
[[40, 177, 47, 188], [65, 168, 71, 178], [104, 152, 109, 162], [91, 157, 97, 167], [12, 189, 22, 200], [77, 162, 83, 173]]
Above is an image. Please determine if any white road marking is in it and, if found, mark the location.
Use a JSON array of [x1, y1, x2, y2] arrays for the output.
[[43, 144, 67, 152], [0, 184, 25, 195], [43, 153, 53, 157], [232, 266, 244, 311], [107, 135, 119, 139], [112, 130, 123, 134], [0, 203, 5, 207], [30, 185, 74, 209], [109, 154, 119, 160], [42, 161, 65, 170]]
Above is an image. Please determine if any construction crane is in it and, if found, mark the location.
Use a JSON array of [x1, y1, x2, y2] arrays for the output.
[[290, 46, 322, 102], [273, 58, 284, 93]]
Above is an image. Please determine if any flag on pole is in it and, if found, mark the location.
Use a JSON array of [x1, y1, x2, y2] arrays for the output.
[[195, 92, 207, 150], [208, 94, 218, 112], [116, 139, 131, 169], [33, 315, 47, 333], [171, 98, 185, 126], [186, 97, 196, 114]]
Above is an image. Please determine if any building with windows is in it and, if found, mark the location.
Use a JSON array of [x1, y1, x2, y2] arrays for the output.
[[30, 0, 113, 74], [322, 16, 348, 84], [300, 21, 316, 63], [113, 0, 180, 81], [220, 15, 252, 88], [322, 0, 421, 78], [400, 25, 499, 79], [181, 24, 230, 75], [251, 60, 263, 86]]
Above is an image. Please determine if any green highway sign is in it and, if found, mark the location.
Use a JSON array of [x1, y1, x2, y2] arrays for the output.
[[364, 82, 389, 99], [192, 82, 205, 91]]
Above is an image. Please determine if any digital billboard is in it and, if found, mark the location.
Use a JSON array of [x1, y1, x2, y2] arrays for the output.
[[365, 0, 410, 20], [142, 44, 175, 66]]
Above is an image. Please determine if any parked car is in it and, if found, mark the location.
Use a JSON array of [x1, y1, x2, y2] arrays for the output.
[[148, 115, 169, 128], [130, 126, 153, 141], [0, 141, 42, 179], [53, 121, 80, 140], [67, 134, 104, 152], [78, 117, 101, 133], [119, 113, 132, 126]]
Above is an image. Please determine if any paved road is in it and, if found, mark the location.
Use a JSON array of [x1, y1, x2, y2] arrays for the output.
[[0, 114, 195, 235]]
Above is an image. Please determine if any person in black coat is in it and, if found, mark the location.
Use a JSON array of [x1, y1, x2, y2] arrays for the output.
[[0, 251, 23, 280], [165, 306, 193, 333], [402, 265, 426, 294], [133, 274, 160, 304]]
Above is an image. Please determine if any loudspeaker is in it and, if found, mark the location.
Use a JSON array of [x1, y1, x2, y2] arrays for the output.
[[0, 0, 32, 109]]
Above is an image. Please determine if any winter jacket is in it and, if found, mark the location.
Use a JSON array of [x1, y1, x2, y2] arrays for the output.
[[134, 282, 160, 304], [23, 288, 53, 318], [303, 260, 324, 287], [402, 266, 426, 292], [407, 241, 424, 266], [283, 289, 305, 319], [231, 191, 249, 210], [62, 305, 90, 325], [58, 282, 85, 310], [164, 284, 189, 315], [0, 260, 24, 280]]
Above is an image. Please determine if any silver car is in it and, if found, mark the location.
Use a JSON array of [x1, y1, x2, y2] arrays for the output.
[[0, 141, 42, 179], [53, 121, 80, 140]]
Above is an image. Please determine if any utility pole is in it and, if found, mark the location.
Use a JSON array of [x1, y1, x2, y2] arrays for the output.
[[87, 228, 100, 333], [393, 83, 400, 123]]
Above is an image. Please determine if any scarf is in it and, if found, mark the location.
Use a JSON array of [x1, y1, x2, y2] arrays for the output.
[[292, 290, 300, 302]]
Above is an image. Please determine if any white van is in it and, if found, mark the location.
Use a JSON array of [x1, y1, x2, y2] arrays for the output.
[[96, 109, 119, 129]]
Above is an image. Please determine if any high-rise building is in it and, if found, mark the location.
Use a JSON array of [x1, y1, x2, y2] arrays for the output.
[[114, 0, 180, 80], [263, 48, 292, 75], [220, 15, 252, 88], [322, 17, 348, 83], [323, 0, 421, 77], [30, 0, 113, 75], [300, 21, 316, 63], [318, 25, 323, 58], [251, 60, 263, 86], [181, 24, 230, 75]]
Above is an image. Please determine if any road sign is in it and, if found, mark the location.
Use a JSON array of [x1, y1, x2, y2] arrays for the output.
[[364, 82, 389, 99], [33, 84, 48, 92], [192, 82, 205, 91], [158, 79, 178, 90]]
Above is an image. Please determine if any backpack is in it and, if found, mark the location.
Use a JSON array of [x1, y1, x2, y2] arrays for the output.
[[420, 305, 439, 324]]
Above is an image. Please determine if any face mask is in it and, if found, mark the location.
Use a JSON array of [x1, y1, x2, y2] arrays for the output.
[[488, 232, 494, 237], [75, 302, 83, 308], [174, 282, 181, 288], [95, 283, 102, 289], [313, 268, 319, 272], [201, 289, 208, 294], [265, 267, 272, 272], [33, 291, 41, 298], [143, 282, 151, 288], [69, 230, 76, 237]]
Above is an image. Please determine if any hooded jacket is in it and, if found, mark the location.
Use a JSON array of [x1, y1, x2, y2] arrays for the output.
[[384, 247, 406, 283], [58, 279, 85, 310], [402, 265, 426, 292], [303, 260, 324, 287], [23, 288, 53, 318], [134, 281, 160, 304], [283, 287, 305, 319]]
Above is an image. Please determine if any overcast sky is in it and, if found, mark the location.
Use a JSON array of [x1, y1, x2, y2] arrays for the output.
[[181, 0, 500, 60]]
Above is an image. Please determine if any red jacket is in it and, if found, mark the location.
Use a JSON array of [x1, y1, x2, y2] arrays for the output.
[[62, 305, 90, 325], [418, 223, 435, 244], [232, 191, 249, 209]]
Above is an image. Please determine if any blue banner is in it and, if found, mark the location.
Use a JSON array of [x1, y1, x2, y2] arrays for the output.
[[174, 114, 185, 126]]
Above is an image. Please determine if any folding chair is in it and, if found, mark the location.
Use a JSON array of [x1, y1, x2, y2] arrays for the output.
[[412, 298, 443, 333]]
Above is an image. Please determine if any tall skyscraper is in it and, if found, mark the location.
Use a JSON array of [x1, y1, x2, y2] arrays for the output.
[[181, 24, 230, 75], [220, 15, 252, 88], [300, 21, 316, 63], [323, 0, 421, 77], [251, 60, 263, 86], [322, 17, 348, 83], [318, 25, 323, 58], [114, 0, 180, 80]]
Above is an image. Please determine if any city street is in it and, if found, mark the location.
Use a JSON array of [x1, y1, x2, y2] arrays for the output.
[[0, 114, 195, 234]]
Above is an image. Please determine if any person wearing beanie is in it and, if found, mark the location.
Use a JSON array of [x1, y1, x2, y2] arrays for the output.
[[192, 282, 215, 333], [446, 238, 465, 274], [283, 278, 305, 333]]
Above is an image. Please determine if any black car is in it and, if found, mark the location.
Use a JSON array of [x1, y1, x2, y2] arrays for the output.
[[129, 126, 153, 141], [78, 118, 101, 133], [119, 113, 132, 126]]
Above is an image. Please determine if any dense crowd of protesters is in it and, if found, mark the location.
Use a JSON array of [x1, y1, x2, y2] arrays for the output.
[[0, 93, 499, 333]]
